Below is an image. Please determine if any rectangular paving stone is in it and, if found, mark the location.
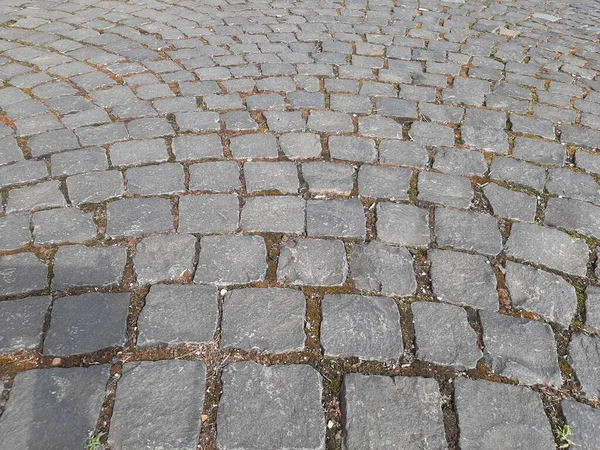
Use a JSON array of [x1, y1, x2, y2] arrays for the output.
[[546, 168, 600, 205], [50, 147, 108, 176], [343, 374, 445, 450], [134, 234, 197, 285], [32, 207, 97, 245], [307, 199, 366, 239], [230, 133, 279, 158], [568, 334, 600, 399], [278, 238, 348, 286], [195, 235, 267, 285], [44, 293, 130, 355], [218, 362, 325, 450], [27, 128, 79, 157], [307, 110, 354, 134], [7, 180, 66, 213], [106, 197, 173, 237], [0, 160, 47, 189], [513, 137, 566, 165], [76, 123, 129, 146], [172, 134, 223, 161], [329, 136, 376, 163], [562, 400, 600, 449], [322, 294, 402, 361], [244, 161, 299, 194], [52, 245, 127, 291], [0, 296, 51, 353], [483, 183, 537, 222], [279, 133, 322, 160], [435, 208, 502, 255], [241, 196, 305, 234], [126, 163, 185, 195], [176, 111, 220, 132], [376, 203, 430, 247], [489, 156, 547, 192], [110, 138, 169, 166], [264, 111, 306, 132], [358, 116, 403, 139], [505, 222, 589, 277], [178, 194, 239, 234], [409, 121, 455, 147], [433, 147, 487, 176], [0, 212, 31, 251], [221, 288, 306, 353], [302, 162, 355, 196], [462, 108, 508, 154], [358, 165, 412, 200], [109, 360, 206, 450], [137, 284, 218, 346], [378, 140, 428, 168], [418, 172, 473, 208], [189, 161, 240, 192], [455, 379, 555, 450], [0, 136, 24, 166], [545, 197, 600, 241], [0, 366, 110, 450], [66, 170, 124, 205]]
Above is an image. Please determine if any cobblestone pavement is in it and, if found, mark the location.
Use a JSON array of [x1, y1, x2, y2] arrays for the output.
[[0, 0, 600, 448]]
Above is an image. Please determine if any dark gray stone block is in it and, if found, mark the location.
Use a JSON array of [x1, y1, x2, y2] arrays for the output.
[[106, 198, 173, 237], [0, 253, 47, 296], [0, 296, 51, 354], [134, 234, 197, 285], [569, 334, 600, 399], [562, 400, 600, 449]]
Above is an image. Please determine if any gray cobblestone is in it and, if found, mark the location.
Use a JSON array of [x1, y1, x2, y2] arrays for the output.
[[302, 162, 354, 196], [178, 194, 239, 234], [32, 207, 97, 244], [244, 162, 299, 194], [483, 183, 537, 222], [418, 172, 473, 208], [0, 213, 31, 251], [50, 147, 108, 176], [562, 400, 600, 449], [307, 199, 366, 239], [329, 136, 376, 163], [0, 296, 51, 353], [241, 196, 305, 234], [279, 133, 322, 160], [106, 197, 173, 237], [66, 170, 124, 205], [569, 334, 600, 399], [189, 161, 240, 192], [278, 238, 347, 286], [435, 208, 502, 255], [134, 234, 196, 285], [172, 134, 223, 161], [230, 133, 278, 159]]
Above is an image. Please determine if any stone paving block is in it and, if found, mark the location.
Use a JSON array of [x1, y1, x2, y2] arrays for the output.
[[322, 294, 403, 360], [110, 138, 168, 166], [359, 117, 404, 141], [195, 235, 266, 285], [246, 93, 286, 110], [430, 249, 498, 311], [126, 162, 185, 195], [230, 133, 279, 158], [218, 362, 325, 450], [505, 261, 577, 328], [241, 196, 305, 234], [134, 234, 197, 285], [418, 171, 473, 208], [378, 139, 428, 168], [76, 123, 129, 146], [512, 115, 555, 139], [221, 288, 305, 353], [244, 161, 299, 194], [138, 284, 218, 346], [546, 168, 600, 205], [513, 138, 566, 165], [106, 197, 173, 237], [176, 111, 220, 132], [483, 183, 537, 222], [302, 162, 355, 195], [279, 133, 322, 160], [32, 207, 97, 244], [462, 108, 508, 154], [307, 199, 366, 238], [455, 379, 556, 450], [66, 170, 124, 205], [189, 161, 240, 192], [7, 180, 66, 213], [178, 194, 239, 234], [221, 111, 259, 131], [505, 222, 589, 277], [109, 360, 206, 450], [0, 136, 24, 166], [342, 374, 446, 450], [44, 293, 130, 355], [278, 238, 347, 286], [576, 150, 600, 175], [0, 160, 47, 188], [489, 156, 547, 192], [433, 147, 488, 176], [288, 91, 325, 109], [0, 212, 31, 251], [53, 245, 127, 291], [329, 136, 376, 163], [480, 311, 562, 386], [586, 286, 600, 332], [307, 110, 354, 133], [351, 241, 416, 297], [172, 134, 223, 160], [561, 400, 600, 449], [409, 121, 455, 146], [435, 208, 502, 255], [50, 147, 108, 176], [27, 128, 79, 157], [358, 165, 412, 200], [0, 296, 51, 353], [569, 333, 600, 399], [126, 117, 174, 139], [412, 301, 482, 368], [375, 97, 418, 120], [0, 366, 110, 450], [330, 94, 372, 114], [376, 203, 430, 247], [264, 111, 306, 132]]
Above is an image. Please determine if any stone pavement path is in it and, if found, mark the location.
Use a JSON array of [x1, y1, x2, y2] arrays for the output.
[[0, 0, 600, 448]]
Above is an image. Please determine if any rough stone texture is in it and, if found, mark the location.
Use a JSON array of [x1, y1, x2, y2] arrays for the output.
[[134, 234, 197, 285], [307, 199, 366, 238], [189, 160, 240, 192], [178, 193, 239, 234], [279, 133, 322, 160], [302, 162, 354, 195], [106, 197, 173, 237], [44, 293, 130, 355], [418, 172, 473, 208], [544, 197, 600, 240], [351, 241, 416, 297], [329, 136, 376, 162], [0, 253, 47, 296], [218, 363, 325, 450], [343, 374, 446, 450], [569, 334, 600, 399], [137, 284, 218, 346], [505, 261, 577, 327], [480, 311, 562, 386], [278, 238, 348, 286], [505, 222, 589, 277], [430, 249, 498, 311], [241, 196, 305, 234], [52, 245, 127, 290], [321, 294, 403, 361], [376, 203, 430, 247], [109, 360, 206, 450], [32, 207, 97, 244], [221, 288, 306, 353], [0, 212, 31, 251], [412, 301, 482, 369], [66, 170, 124, 205], [586, 286, 600, 332], [562, 400, 600, 449], [484, 183, 537, 222], [455, 379, 556, 450], [0, 296, 51, 354], [244, 161, 299, 194], [0, 366, 110, 450], [435, 208, 502, 255], [358, 165, 412, 200], [195, 235, 267, 285]]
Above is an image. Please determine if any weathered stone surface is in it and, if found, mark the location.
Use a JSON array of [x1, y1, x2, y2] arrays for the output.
[[221, 288, 306, 353], [376, 203, 430, 247], [378, 140, 428, 168], [32, 207, 97, 244], [278, 238, 348, 286], [586, 286, 600, 332], [562, 400, 600, 449], [195, 235, 267, 285], [329, 136, 376, 162], [307, 199, 366, 238], [66, 170, 124, 205], [230, 133, 278, 158], [0, 366, 110, 450], [44, 293, 130, 355], [546, 168, 600, 204], [7, 180, 66, 213], [321, 294, 403, 361], [218, 362, 325, 450], [484, 183, 537, 222], [0, 296, 51, 354], [134, 234, 196, 285], [358, 165, 412, 200], [455, 379, 556, 450], [418, 172, 473, 208], [430, 249, 498, 311], [412, 301, 482, 368], [0, 212, 31, 251], [178, 193, 239, 234], [106, 197, 173, 237], [343, 374, 446, 450], [279, 133, 322, 160], [435, 208, 502, 255], [505, 261, 577, 327], [545, 198, 600, 240], [244, 161, 299, 194], [569, 334, 600, 399], [52, 245, 127, 290], [480, 311, 562, 386], [109, 360, 206, 450], [0, 252, 47, 296], [189, 160, 240, 192], [126, 163, 185, 195], [241, 196, 305, 234]]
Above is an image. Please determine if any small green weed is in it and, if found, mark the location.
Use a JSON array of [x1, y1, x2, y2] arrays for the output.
[[85, 432, 106, 450], [556, 424, 575, 449]]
